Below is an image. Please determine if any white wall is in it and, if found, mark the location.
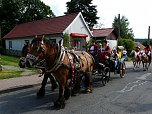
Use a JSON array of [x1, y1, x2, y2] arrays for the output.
[[45, 36, 62, 43], [5, 38, 33, 51], [64, 15, 91, 42], [107, 40, 117, 50], [5, 36, 63, 51]]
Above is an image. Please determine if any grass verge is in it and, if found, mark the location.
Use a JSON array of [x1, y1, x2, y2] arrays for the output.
[[0, 69, 23, 79], [0, 55, 19, 67], [0, 55, 38, 79]]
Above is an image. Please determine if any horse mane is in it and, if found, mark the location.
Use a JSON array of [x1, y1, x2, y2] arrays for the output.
[[31, 37, 57, 47]]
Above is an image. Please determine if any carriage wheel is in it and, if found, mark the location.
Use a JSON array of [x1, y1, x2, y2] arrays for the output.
[[120, 62, 126, 78], [101, 74, 106, 86], [101, 67, 110, 86], [104, 67, 110, 83]]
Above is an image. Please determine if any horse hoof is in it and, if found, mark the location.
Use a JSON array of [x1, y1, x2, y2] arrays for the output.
[[85, 88, 93, 93], [37, 89, 45, 97], [64, 89, 71, 100], [54, 101, 65, 109], [51, 84, 58, 91]]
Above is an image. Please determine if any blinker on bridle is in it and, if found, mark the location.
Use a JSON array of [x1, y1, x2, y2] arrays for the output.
[[36, 39, 57, 57]]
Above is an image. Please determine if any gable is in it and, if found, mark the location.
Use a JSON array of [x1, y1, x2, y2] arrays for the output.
[[63, 12, 93, 41]]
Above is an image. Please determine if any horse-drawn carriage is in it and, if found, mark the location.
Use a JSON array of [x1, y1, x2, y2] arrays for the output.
[[19, 37, 126, 109], [93, 46, 126, 86]]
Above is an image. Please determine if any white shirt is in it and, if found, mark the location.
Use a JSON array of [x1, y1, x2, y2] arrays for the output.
[[90, 45, 94, 51], [123, 50, 127, 55]]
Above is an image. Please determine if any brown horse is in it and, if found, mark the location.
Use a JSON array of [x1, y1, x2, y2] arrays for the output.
[[141, 52, 151, 71], [26, 37, 94, 109], [19, 43, 58, 96], [130, 50, 141, 69]]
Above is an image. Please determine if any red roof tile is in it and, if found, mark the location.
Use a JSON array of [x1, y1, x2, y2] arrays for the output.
[[4, 13, 79, 38], [92, 28, 114, 37]]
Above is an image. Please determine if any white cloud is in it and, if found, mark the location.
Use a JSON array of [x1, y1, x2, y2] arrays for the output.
[[41, 0, 152, 38]]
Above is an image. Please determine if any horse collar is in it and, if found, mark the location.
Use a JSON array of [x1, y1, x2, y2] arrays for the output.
[[45, 45, 65, 73]]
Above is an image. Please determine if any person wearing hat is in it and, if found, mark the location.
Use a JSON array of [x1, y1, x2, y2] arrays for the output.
[[144, 44, 151, 62], [135, 46, 141, 61]]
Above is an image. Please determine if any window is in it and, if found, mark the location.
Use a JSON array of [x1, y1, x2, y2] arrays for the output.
[[49, 39, 56, 43], [9, 41, 12, 49], [74, 40, 81, 50]]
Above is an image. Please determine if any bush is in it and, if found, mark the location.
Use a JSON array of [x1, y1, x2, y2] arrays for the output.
[[63, 33, 70, 49]]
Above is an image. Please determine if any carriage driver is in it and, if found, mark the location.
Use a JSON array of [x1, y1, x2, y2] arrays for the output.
[[135, 46, 141, 61], [144, 44, 151, 62]]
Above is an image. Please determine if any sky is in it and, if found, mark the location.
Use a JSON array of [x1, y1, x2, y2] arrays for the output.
[[41, 0, 152, 39]]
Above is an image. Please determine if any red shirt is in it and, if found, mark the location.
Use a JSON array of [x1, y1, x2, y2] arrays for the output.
[[144, 47, 151, 54]]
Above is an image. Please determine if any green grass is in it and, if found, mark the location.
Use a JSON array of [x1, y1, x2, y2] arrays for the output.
[[0, 69, 22, 79], [0, 55, 20, 67], [0, 55, 37, 80]]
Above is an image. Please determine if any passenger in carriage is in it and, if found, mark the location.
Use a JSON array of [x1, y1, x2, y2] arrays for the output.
[[135, 46, 141, 61], [98, 43, 103, 53], [144, 44, 151, 62], [99, 40, 111, 64], [102, 40, 111, 57], [88, 41, 99, 68], [88, 41, 98, 56], [111, 48, 119, 70]]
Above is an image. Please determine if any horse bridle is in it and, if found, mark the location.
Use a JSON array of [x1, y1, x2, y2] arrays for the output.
[[27, 39, 65, 72]]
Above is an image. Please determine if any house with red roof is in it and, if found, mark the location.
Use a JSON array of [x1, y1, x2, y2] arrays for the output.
[[3, 12, 92, 55], [92, 28, 118, 49]]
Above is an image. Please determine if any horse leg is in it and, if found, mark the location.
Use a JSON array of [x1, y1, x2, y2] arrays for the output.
[[49, 74, 58, 91], [133, 61, 136, 69], [54, 84, 66, 109], [37, 73, 48, 97], [139, 60, 141, 67], [143, 62, 146, 71], [146, 62, 148, 70], [84, 72, 93, 93], [71, 75, 81, 96]]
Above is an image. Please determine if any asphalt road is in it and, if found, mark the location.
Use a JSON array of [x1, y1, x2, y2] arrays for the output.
[[1, 66, 152, 114]]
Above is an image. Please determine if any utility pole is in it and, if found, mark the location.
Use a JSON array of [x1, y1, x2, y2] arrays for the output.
[[117, 14, 121, 49], [148, 26, 150, 45], [0, 25, 1, 47], [118, 14, 121, 39]]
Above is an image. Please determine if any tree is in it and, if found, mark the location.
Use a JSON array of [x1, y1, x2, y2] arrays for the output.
[[20, 0, 55, 23], [112, 15, 134, 40], [118, 38, 134, 55], [0, 0, 55, 37], [63, 33, 70, 49], [65, 0, 99, 28]]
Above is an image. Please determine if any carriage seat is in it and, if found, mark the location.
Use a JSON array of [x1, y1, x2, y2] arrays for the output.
[[97, 63, 105, 68]]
